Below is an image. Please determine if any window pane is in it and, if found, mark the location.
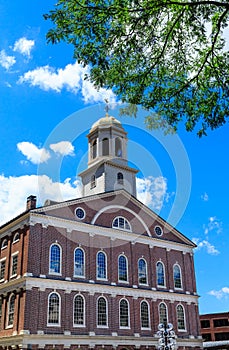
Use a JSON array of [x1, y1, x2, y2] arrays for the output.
[[74, 295, 84, 325], [74, 249, 84, 276], [48, 293, 60, 324], [50, 245, 61, 274], [120, 299, 129, 327], [141, 301, 149, 328], [177, 305, 185, 330], [8, 295, 15, 326], [97, 297, 107, 326], [138, 259, 147, 284], [97, 252, 106, 279], [11, 255, 18, 276], [0, 260, 6, 280], [174, 265, 182, 288], [159, 303, 167, 324], [119, 256, 127, 281], [157, 262, 165, 286]]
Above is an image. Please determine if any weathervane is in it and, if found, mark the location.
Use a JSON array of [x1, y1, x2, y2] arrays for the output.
[[104, 98, 110, 117]]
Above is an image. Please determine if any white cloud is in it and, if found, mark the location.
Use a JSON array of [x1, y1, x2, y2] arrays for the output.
[[50, 141, 74, 156], [204, 216, 222, 235], [192, 238, 220, 255], [209, 287, 229, 299], [201, 192, 209, 201], [0, 174, 82, 226], [13, 37, 35, 58], [0, 50, 16, 70], [17, 142, 50, 164], [136, 176, 167, 210], [18, 62, 116, 104]]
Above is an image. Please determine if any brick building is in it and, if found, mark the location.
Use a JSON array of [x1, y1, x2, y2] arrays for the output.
[[200, 312, 229, 349], [0, 115, 203, 350]]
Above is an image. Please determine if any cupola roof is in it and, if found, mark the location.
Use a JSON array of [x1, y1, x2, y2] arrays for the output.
[[90, 113, 123, 132]]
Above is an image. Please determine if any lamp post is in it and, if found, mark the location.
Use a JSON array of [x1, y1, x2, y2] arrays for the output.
[[157, 322, 176, 350]]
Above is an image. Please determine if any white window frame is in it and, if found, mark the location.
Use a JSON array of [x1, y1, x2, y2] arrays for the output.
[[1, 239, 7, 250], [97, 296, 108, 328], [138, 258, 148, 285], [12, 232, 20, 244], [6, 294, 15, 328], [118, 254, 129, 283], [112, 216, 132, 232], [177, 304, 186, 331], [73, 294, 85, 327], [10, 252, 19, 278], [74, 247, 85, 278], [156, 261, 166, 288], [140, 300, 151, 330], [119, 298, 130, 329], [96, 251, 107, 281], [49, 243, 62, 276], [173, 263, 183, 290], [47, 292, 61, 327], [0, 257, 6, 282], [158, 302, 168, 324]]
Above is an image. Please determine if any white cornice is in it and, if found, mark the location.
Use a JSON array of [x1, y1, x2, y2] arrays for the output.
[[25, 277, 199, 304], [0, 216, 29, 237], [29, 213, 194, 253]]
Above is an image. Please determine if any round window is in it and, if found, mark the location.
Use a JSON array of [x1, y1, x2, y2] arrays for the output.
[[154, 225, 163, 236], [75, 207, 85, 220]]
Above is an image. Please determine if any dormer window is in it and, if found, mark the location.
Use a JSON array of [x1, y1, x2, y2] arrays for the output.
[[112, 217, 131, 231], [117, 172, 124, 185]]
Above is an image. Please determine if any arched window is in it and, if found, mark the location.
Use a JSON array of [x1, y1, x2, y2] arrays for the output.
[[97, 297, 107, 327], [118, 255, 128, 282], [102, 138, 109, 156], [13, 232, 20, 243], [91, 174, 96, 189], [7, 294, 15, 327], [49, 244, 61, 275], [119, 299, 129, 328], [115, 138, 122, 157], [92, 139, 97, 159], [97, 251, 107, 279], [1, 239, 7, 250], [141, 301, 150, 328], [159, 302, 167, 324], [48, 292, 60, 325], [117, 172, 124, 185], [177, 304, 186, 330], [112, 216, 131, 231], [74, 248, 85, 277], [74, 294, 85, 326], [156, 261, 165, 287], [173, 264, 182, 289], [138, 258, 147, 285]]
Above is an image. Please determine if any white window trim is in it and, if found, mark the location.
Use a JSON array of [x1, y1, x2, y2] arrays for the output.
[[177, 303, 187, 332], [47, 292, 61, 327], [96, 251, 108, 281], [118, 254, 129, 283], [73, 247, 85, 278], [49, 243, 62, 276], [6, 294, 15, 328], [138, 258, 148, 286], [73, 294, 85, 328], [119, 298, 130, 329], [10, 251, 19, 278], [156, 261, 166, 288], [0, 257, 6, 282], [1, 239, 7, 250], [140, 300, 151, 330], [75, 207, 86, 220], [12, 232, 20, 244], [96, 296, 108, 328], [173, 263, 183, 290], [112, 216, 132, 232], [158, 302, 168, 324]]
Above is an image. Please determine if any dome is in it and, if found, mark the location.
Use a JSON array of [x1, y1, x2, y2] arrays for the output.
[[90, 114, 123, 131]]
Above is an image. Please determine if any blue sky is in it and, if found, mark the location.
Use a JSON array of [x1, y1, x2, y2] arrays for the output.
[[0, 1, 229, 315]]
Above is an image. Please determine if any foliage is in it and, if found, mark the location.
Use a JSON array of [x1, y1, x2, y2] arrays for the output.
[[44, 0, 229, 136]]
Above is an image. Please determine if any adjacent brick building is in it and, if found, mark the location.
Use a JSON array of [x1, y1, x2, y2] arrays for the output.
[[0, 114, 203, 350], [200, 312, 229, 349]]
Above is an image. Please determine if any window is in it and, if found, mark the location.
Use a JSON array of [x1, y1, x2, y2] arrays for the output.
[[7, 294, 15, 327], [92, 139, 97, 159], [115, 137, 122, 157], [202, 333, 212, 341], [48, 292, 60, 325], [74, 248, 85, 277], [215, 332, 229, 341], [156, 261, 165, 287], [120, 299, 129, 328], [154, 226, 163, 236], [75, 207, 85, 220], [13, 232, 20, 243], [11, 254, 18, 277], [97, 251, 107, 279], [141, 301, 150, 328], [112, 217, 131, 231], [117, 172, 124, 185], [1, 239, 7, 250], [177, 304, 186, 330], [102, 138, 109, 156], [0, 297, 2, 327], [174, 264, 182, 289], [138, 258, 147, 285], [201, 320, 210, 328], [0, 259, 6, 281], [118, 255, 128, 282], [97, 297, 107, 327], [159, 303, 167, 324], [49, 244, 61, 275], [91, 175, 96, 189], [74, 295, 85, 326], [213, 319, 229, 327]]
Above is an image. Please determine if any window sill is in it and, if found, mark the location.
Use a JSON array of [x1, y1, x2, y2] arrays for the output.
[[120, 326, 130, 329], [10, 274, 17, 279], [97, 325, 109, 328], [73, 275, 85, 279], [141, 327, 151, 330], [48, 272, 62, 276], [73, 324, 85, 328], [5, 325, 13, 329], [47, 323, 61, 327]]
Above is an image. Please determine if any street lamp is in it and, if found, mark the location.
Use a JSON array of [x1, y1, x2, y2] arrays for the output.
[[157, 322, 176, 350]]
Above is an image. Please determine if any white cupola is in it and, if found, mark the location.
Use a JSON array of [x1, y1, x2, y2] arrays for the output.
[[78, 113, 138, 197]]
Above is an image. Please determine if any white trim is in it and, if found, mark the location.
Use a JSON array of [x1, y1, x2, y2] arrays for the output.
[[47, 291, 61, 327], [156, 261, 166, 288], [119, 298, 130, 329], [7, 293, 16, 328], [10, 252, 19, 278], [140, 300, 151, 330], [12, 232, 20, 243], [73, 293, 85, 327], [118, 254, 129, 283], [173, 263, 183, 290], [1, 238, 8, 250], [112, 216, 132, 232], [96, 295, 108, 328], [49, 243, 62, 276], [75, 207, 86, 220], [92, 205, 150, 236], [96, 250, 108, 280], [138, 258, 148, 285], [176, 303, 187, 331], [0, 257, 6, 282], [73, 247, 85, 278], [158, 301, 168, 324]]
